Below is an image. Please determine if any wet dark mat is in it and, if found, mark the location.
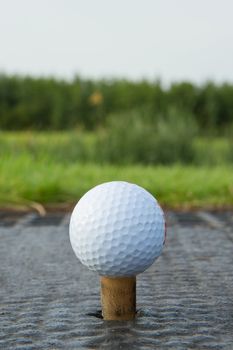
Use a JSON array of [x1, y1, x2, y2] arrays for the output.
[[0, 212, 232, 349], [0, 212, 26, 227], [213, 211, 233, 226], [173, 212, 207, 227], [28, 213, 65, 226]]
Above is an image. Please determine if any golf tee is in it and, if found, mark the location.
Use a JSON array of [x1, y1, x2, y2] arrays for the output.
[[100, 276, 136, 320]]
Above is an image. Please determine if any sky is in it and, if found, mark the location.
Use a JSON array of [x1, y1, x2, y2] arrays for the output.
[[0, 0, 233, 83]]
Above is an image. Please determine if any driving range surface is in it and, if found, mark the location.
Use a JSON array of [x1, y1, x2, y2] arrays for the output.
[[0, 210, 232, 349]]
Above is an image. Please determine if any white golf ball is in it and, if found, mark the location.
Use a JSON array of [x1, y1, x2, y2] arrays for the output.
[[69, 181, 165, 277]]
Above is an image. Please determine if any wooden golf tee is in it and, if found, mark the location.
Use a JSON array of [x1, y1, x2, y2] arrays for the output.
[[100, 276, 136, 320]]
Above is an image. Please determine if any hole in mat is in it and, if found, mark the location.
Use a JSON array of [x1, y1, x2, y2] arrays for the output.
[[87, 309, 142, 319], [87, 310, 103, 319]]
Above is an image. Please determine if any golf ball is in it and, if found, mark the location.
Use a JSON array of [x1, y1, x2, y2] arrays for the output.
[[69, 181, 165, 276]]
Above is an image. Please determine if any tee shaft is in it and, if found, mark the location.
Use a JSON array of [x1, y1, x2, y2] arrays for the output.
[[100, 276, 136, 320]]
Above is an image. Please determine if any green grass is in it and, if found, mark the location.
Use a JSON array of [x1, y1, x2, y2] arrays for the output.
[[0, 132, 232, 209], [0, 156, 232, 209], [0, 131, 232, 165]]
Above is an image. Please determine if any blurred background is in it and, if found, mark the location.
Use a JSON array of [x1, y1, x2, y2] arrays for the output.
[[0, 0, 232, 210]]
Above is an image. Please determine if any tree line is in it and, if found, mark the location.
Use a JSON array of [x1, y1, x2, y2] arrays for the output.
[[0, 74, 232, 131]]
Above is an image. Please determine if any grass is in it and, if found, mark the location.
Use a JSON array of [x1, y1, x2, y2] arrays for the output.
[[0, 132, 232, 210]]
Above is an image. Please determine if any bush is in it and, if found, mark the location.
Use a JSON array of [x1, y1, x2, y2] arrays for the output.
[[98, 109, 198, 164]]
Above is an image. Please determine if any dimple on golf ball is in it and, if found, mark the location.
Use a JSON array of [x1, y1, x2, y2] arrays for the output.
[[69, 181, 165, 277]]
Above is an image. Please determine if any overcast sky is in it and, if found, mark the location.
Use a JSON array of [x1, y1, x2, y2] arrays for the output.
[[0, 0, 232, 83]]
